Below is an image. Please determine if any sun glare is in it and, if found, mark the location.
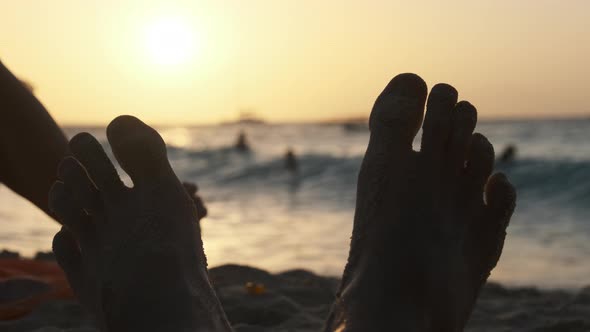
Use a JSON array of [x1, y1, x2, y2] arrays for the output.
[[144, 17, 198, 66]]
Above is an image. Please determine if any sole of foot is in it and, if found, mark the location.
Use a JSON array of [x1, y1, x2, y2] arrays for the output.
[[50, 116, 231, 331], [325, 73, 516, 332]]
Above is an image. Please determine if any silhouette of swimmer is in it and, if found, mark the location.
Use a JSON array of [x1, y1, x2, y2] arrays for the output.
[[235, 130, 250, 152], [285, 148, 298, 172], [499, 144, 517, 163]]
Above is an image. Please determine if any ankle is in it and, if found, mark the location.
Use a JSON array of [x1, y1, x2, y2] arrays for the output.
[[330, 270, 464, 332], [100, 285, 230, 332]]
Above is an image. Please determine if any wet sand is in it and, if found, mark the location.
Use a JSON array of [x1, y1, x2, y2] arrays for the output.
[[1, 263, 589, 332]]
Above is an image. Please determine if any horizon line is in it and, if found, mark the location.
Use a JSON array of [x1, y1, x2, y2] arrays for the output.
[[58, 113, 590, 128]]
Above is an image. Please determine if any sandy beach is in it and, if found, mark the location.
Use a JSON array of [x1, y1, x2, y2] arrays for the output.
[[2, 260, 589, 332]]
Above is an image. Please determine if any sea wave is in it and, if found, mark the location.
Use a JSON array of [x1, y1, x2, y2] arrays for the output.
[[166, 145, 590, 210]]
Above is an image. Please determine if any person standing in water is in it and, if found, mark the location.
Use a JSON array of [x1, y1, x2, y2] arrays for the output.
[[499, 144, 517, 163], [285, 147, 298, 172], [235, 130, 250, 152]]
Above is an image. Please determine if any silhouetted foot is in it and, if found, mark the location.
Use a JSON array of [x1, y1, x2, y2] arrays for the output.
[[324, 74, 516, 332], [50, 116, 231, 331]]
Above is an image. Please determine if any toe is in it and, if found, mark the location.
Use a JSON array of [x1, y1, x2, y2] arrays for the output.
[[69, 133, 125, 194], [465, 133, 495, 191], [467, 173, 516, 283], [49, 181, 95, 240], [183, 182, 207, 221], [448, 101, 478, 173], [106, 115, 173, 187], [182, 182, 197, 196], [369, 73, 427, 150], [356, 74, 427, 225], [53, 228, 84, 294], [420, 83, 458, 161], [58, 157, 102, 214], [485, 173, 517, 224]]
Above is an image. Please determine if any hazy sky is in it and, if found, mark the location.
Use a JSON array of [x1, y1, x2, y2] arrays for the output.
[[1, 0, 588, 125]]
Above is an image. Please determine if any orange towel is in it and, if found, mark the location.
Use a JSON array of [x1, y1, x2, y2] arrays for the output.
[[0, 258, 74, 320]]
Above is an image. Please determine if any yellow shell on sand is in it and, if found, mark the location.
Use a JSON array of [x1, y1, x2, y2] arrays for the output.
[[245, 281, 266, 295]]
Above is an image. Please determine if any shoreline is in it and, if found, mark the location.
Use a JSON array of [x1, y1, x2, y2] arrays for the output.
[[1, 253, 589, 331]]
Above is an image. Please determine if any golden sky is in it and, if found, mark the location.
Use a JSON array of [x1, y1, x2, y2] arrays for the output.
[[1, 0, 588, 125]]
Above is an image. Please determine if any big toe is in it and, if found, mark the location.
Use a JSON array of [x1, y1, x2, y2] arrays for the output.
[[369, 73, 427, 149], [106, 115, 173, 186]]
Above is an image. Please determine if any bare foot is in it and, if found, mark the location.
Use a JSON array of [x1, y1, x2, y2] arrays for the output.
[[324, 74, 516, 331], [50, 116, 232, 331]]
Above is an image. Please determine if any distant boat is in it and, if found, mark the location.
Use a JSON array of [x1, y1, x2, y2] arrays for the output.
[[221, 110, 266, 125], [318, 116, 368, 131]]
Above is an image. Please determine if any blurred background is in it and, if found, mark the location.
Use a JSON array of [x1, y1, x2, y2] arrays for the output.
[[0, 0, 589, 289]]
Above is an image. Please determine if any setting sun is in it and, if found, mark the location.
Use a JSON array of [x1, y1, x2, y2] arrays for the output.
[[143, 17, 198, 66]]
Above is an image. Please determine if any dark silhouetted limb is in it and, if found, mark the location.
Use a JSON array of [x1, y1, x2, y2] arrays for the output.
[[324, 74, 516, 332], [0, 60, 69, 217], [50, 116, 232, 331]]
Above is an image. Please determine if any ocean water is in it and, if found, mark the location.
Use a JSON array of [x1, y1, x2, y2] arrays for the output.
[[1, 119, 589, 289]]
